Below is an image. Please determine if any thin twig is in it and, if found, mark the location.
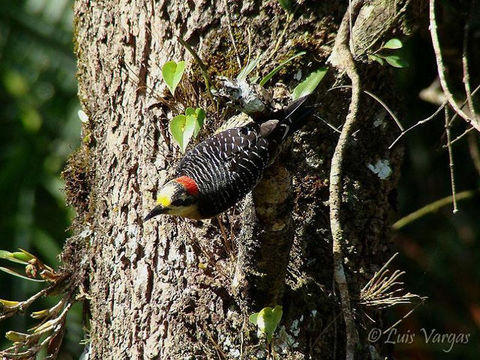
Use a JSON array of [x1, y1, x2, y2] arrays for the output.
[[393, 80, 480, 149], [0, 285, 53, 321], [394, 85, 480, 150], [329, 85, 404, 131], [360, 253, 426, 309], [314, 114, 342, 134], [462, 2, 475, 118], [1, 294, 74, 358], [360, 252, 427, 336], [462, 31, 474, 115], [327, 1, 364, 359], [429, 0, 480, 131], [444, 107, 458, 213], [361, 253, 398, 293], [447, 125, 474, 147], [363, 89, 404, 131], [448, 84, 480, 126], [384, 300, 425, 333], [389, 102, 446, 149], [392, 188, 479, 230], [461, 6, 480, 177], [441, 85, 480, 146]]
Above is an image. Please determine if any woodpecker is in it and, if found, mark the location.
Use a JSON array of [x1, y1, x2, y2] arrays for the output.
[[144, 96, 313, 220]]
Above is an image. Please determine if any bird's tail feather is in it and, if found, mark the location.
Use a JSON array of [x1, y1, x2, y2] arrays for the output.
[[278, 95, 315, 139], [285, 95, 311, 118]]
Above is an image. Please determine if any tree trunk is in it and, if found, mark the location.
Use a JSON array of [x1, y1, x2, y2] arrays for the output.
[[70, 0, 419, 358]]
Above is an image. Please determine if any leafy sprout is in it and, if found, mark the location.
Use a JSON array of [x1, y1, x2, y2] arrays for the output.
[[162, 60, 185, 96], [383, 38, 403, 50], [0, 248, 73, 358], [368, 38, 409, 68], [237, 55, 262, 82], [169, 108, 206, 153], [249, 305, 283, 343]]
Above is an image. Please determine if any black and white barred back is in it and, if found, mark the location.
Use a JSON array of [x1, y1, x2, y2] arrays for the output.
[[175, 96, 312, 217]]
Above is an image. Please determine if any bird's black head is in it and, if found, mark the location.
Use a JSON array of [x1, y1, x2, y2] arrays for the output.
[[144, 176, 202, 220]]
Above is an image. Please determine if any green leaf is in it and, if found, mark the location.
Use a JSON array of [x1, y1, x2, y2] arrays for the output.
[[5, 331, 29, 342], [383, 38, 403, 50], [32, 319, 56, 334], [368, 54, 385, 66], [31, 309, 50, 319], [184, 107, 195, 117], [183, 116, 196, 152], [0, 250, 28, 265], [249, 312, 259, 325], [250, 305, 283, 343], [259, 51, 306, 87], [278, 0, 293, 13], [0, 266, 45, 282], [249, 75, 260, 84], [384, 54, 409, 68], [193, 108, 205, 137], [170, 108, 206, 153], [162, 61, 185, 96], [183, 108, 204, 150], [185, 108, 205, 137], [292, 67, 327, 100], [16, 249, 36, 263], [0, 299, 20, 308], [237, 55, 261, 81], [169, 114, 187, 153]]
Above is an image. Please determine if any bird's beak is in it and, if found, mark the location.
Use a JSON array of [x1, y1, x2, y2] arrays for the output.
[[144, 205, 165, 221]]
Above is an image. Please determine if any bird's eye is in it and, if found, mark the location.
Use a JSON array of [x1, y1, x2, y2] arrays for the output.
[[171, 197, 194, 207], [170, 199, 183, 207]]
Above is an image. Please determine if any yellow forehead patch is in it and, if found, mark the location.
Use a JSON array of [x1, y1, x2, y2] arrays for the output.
[[156, 195, 171, 207], [156, 183, 175, 207]]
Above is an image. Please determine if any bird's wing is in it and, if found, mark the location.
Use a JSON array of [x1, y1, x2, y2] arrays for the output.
[[175, 126, 269, 215]]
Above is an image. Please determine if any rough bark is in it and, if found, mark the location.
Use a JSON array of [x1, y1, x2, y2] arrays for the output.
[[69, 0, 419, 358]]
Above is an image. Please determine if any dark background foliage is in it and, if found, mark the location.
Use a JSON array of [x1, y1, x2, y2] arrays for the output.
[[0, 0, 83, 358], [0, 0, 478, 358]]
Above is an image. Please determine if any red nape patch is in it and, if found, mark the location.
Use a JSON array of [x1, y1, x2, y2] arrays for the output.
[[175, 176, 199, 196]]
